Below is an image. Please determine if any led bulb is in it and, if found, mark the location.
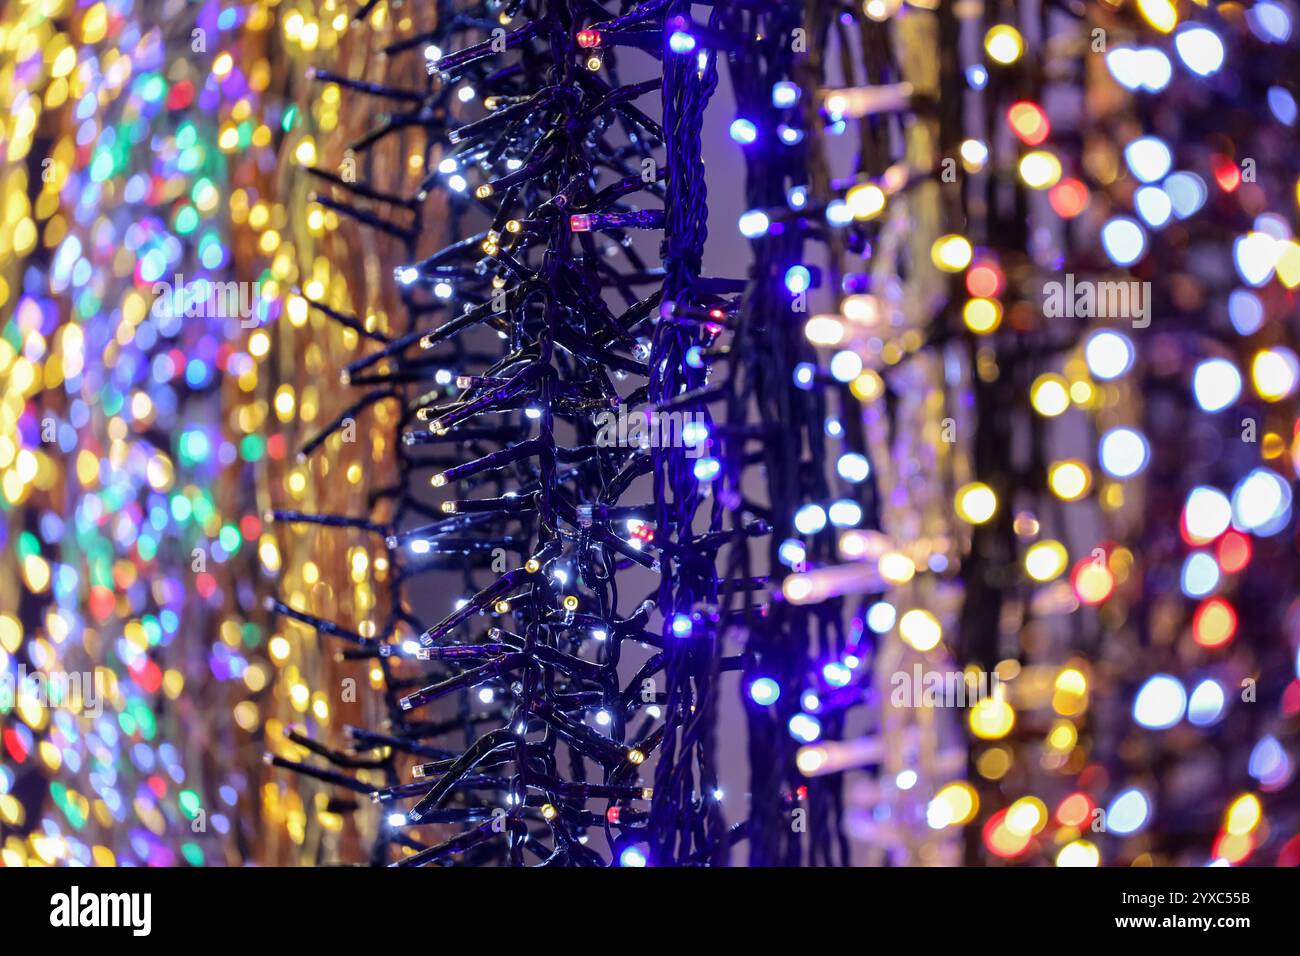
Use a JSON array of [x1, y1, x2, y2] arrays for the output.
[[931, 234, 973, 272], [984, 25, 1024, 65]]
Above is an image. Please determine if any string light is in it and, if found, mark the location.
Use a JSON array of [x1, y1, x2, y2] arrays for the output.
[[11, 0, 1290, 875]]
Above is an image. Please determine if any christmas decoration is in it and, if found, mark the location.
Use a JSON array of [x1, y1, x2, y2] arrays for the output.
[[3, 0, 1298, 874]]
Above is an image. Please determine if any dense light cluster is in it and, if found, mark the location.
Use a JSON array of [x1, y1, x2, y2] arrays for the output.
[[267, 0, 744, 866], [784, 0, 1300, 867], [0, 0, 274, 866], [6, 0, 1297, 872]]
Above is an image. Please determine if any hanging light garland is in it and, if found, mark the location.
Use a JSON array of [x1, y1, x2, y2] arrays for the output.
[[256, 0, 1300, 870]]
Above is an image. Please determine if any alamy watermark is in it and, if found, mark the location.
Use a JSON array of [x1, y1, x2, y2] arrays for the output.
[[593, 406, 707, 459], [0, 665, 105, 717], [151, 274, 262, 327], [1042, 273, 1150, 328], [50, 886, 151, 936], [890, 664, 1001, 708]]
